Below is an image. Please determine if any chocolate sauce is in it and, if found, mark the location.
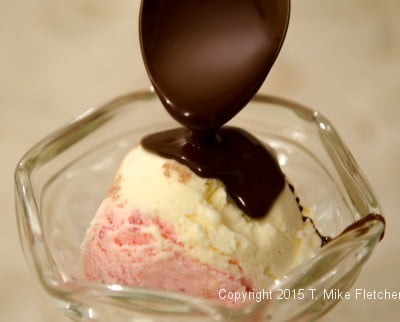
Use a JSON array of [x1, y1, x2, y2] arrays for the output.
[[317, 214, 385, 246], [303, 212, 384, 247], [139, 0, 385, 244], [142, 127, 285, 218], [340, 213, 386, 241], [289, 184, 385, 245], [140, 0, 290, 218]]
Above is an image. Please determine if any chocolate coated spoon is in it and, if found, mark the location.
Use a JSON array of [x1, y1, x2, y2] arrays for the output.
[[140, 0, 290, 131]]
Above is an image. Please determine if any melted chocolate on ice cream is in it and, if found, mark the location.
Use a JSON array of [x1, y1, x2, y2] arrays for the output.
[[140, 0, 290, 218], [142, 127, 285, 218]]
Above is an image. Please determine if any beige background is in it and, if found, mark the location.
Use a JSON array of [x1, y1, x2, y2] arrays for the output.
[[1, 0, 399, 321]]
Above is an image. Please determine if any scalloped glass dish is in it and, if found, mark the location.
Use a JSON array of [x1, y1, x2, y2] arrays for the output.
[[15, 91, 384, 321]]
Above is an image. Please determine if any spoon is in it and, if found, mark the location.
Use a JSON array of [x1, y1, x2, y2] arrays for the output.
[[140, 0, 290, 131]]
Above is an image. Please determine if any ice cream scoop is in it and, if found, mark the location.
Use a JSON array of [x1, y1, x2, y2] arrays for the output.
[[81, 145, 322, 307]]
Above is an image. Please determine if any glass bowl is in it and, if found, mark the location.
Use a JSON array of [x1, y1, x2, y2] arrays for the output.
[[15, 91, 384, 321]]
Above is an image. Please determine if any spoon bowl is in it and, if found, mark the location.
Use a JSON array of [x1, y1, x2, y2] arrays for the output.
[[140, 0, 290, 130]]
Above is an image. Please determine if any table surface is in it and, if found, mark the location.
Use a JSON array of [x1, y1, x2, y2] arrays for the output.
[[1, 0, 399, 321]]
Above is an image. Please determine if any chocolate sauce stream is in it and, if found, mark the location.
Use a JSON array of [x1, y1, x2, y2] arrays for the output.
[[142, 127, 285, 218]]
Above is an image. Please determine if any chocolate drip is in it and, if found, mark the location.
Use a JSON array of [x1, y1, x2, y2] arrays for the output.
[[301, 212, 385, 247], [290, 184, 385, 245], [339, 213, 386, 241], [289, 182, 329, 246], [142, 127, 285, 218], [320, 214, 385, 245]]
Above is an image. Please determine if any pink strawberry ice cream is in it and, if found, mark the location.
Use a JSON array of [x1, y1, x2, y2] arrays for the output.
[[81, 145, 321, 307]]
